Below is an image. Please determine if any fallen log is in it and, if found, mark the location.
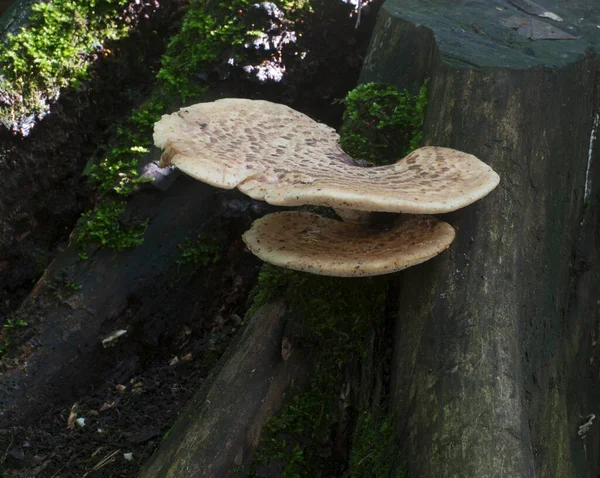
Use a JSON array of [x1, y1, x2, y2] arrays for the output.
[[139, 301, 315, 477], [361, 0, 600, 476], [0, 175, 263, 428], [0, 0, 181, 321]]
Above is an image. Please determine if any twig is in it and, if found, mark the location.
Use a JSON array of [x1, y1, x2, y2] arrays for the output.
[[83, 449, 120, 477], [354, 0, 362, 29], [1, 428, 14, 464]]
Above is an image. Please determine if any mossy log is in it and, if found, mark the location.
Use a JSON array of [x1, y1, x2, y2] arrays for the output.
[[0, 175, 262, 428], [139, 301, 315, 477], [0, 0, 178, 323], [361, 0, 600, 476]]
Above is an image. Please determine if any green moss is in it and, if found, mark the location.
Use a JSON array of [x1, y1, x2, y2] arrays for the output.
[[3, 318, 28, 329], [51, 271, 84, 293], [50, 270, 86, 296], [75, 94, 166, 254], [64, 281, 83, 291], [176, 234, 222, 267], [339, 81, 428, 165], [89, 94, 167, 196], [245, 266, 297, 322], [0, 317, 28, 359], [349, 411, 403, 478], [247, 265, 388, 476], [75, 198, 148, 255], [158, 0, 309, 100], [0, 0, 130, 129]]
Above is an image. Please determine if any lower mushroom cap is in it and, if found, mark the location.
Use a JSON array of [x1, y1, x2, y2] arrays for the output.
[[242, 211, 456, 277]]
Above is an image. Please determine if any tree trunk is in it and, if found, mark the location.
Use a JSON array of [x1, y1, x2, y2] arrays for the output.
[[360, 0, 600, 476]]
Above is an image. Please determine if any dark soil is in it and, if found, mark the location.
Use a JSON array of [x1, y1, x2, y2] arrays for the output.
[[1, 235, 257, 477], [0, 318, 234, 477], [0, 1, 384, 476]]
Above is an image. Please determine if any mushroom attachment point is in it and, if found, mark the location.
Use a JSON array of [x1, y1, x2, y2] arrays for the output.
[[242, 212, 456, 277]]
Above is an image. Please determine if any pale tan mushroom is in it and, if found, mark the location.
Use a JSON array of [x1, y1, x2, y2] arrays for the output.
[[153, 98, 500, 276], [154, 98, 500, 215], [241, 212, 456, 277]]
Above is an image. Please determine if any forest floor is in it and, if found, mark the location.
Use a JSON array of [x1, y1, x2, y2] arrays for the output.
[[0, 313, 239, 477], [0, 1, 383, 476]]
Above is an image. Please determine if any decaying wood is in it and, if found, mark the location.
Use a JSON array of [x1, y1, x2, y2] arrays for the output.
[[0, 0, 181, 322], [0, 176, 263, 428], [140, 301, 315, 477]]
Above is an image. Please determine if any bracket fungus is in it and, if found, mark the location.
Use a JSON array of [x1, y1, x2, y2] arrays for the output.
[[242, 212, 456, 277], [154, 98, 500, 277]]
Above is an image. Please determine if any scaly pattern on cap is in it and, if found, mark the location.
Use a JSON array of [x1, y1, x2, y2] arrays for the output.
[[154, 99, 500, 214], [242, 211, 456, 277]]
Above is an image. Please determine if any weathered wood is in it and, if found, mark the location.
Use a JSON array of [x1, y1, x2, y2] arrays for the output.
[[0, 0, 35, 37], [0, 175, 263, 428], [139, 301, 315, 477], [361, 1, 600, 476]]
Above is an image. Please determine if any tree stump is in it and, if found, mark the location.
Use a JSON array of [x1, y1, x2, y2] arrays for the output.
[[361, 1, 600, 476]]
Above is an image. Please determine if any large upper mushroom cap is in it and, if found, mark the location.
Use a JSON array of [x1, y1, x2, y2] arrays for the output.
[[154, 99, 500, 214], [242, 211, 456, 277]]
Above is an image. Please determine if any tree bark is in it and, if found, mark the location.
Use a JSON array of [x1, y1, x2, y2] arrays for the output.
[[361, 1, 600, 476], [139, 301, 316, 477], [0, 176, 263, 428], [0, 0, 35, 36]]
